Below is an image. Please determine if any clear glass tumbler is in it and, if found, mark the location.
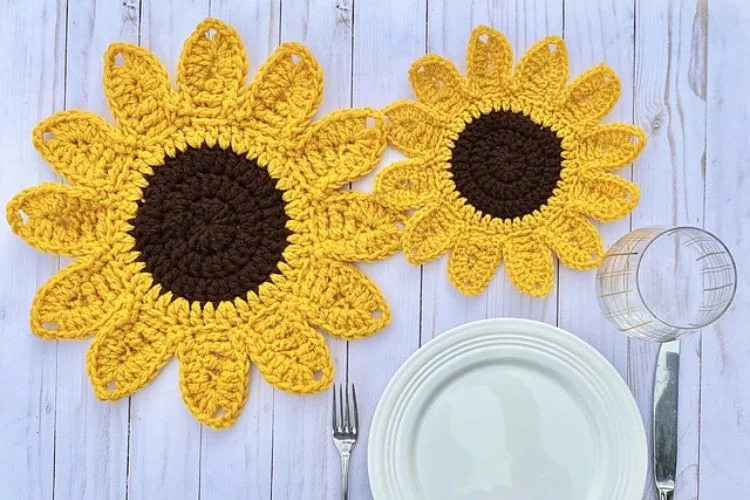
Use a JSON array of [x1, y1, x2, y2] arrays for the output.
[[597, 226, 737, 342]]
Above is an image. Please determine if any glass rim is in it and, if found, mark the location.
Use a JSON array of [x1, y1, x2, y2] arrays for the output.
[[633, 225, 738, 331]]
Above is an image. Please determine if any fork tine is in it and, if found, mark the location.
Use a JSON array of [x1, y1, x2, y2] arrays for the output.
[[352, 384, 359, 433], [332, 384, 338, 430], [346, 384, 353, 431], [340, 384, 347, 430]]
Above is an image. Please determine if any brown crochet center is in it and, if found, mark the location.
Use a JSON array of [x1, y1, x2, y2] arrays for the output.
[[130, 146, 290, 305], [449, 109, 564, 220]]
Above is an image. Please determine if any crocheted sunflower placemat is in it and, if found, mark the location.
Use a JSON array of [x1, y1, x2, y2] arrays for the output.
[[6, 19, 401, 429], [374, 26, 647, 297]]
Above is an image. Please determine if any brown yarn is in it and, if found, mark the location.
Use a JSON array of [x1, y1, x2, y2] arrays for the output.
[[449, 109, 563, 220], [130, 145, 290, 305]]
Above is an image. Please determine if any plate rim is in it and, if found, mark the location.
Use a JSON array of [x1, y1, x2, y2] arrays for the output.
[[367, 317, 647, 500]]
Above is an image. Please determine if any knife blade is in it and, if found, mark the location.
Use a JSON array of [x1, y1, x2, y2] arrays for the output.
[[653, 340, 680, 500]]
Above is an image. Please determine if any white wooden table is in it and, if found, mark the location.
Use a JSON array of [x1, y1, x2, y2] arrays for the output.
[[1, 1, 747, 498]]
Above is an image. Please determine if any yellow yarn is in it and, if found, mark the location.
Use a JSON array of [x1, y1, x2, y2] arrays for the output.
[[375, 25, 647, 297], [6, 18, 401, 429]]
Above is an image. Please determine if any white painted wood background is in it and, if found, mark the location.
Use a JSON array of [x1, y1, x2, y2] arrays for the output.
[[0, 0, 747, 498]]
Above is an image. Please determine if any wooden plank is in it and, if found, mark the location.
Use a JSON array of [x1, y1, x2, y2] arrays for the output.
[[0, 0, 66, 498], [422, 1, 563, 341], [50, 2, 138, 499], [559, 0, 634, 374], [269, 2, 352, 499], [348, 1, 426, 498], [701, 0, 750, 496], [631, 1, 707, 498], [196, 2, 278, 499], [127, 2, 208, 499]]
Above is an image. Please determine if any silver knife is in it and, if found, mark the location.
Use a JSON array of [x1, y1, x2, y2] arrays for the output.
[[653, 340, 680, 500]]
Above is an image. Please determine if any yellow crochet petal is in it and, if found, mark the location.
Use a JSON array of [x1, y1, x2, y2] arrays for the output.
[[560, 64, 620, 127], [302, 109, 386, 192], [575, 172, 640, 222], [177, 18, 248, 113], [104, 43, 172, 136], [513, 36, 568, 105], [32, 111, 118, 187], [177, 323, 249, 429], [249, 42, 323, 137], [505, 232, 554, 297], [374, 158, 446, 210], [6, 184, 104, 256], [88, 297, 177, 401], [29, 252, 134, 339], [384, 101, 450, 157], [466, 25, 513, 96], [403, 201, 460, 264], [576, 124, 647, 170], [550, 213, 604, 269], [298, 259, 390, 339], [448, 229, 504, 295], [311, 192, 402, 262], [247, 310, 334, 393], [409, 54, 470, 115]]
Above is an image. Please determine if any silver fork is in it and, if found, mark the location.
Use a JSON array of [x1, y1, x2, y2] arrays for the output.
[[332, 383, 358, 500]]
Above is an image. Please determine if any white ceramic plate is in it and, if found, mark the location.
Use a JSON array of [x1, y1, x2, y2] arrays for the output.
[[368, 318, 647, 500]]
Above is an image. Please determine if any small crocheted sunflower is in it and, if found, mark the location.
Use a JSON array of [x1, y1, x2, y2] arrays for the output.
[[6, 19, 401, 428], [375, 26, 646, 297]]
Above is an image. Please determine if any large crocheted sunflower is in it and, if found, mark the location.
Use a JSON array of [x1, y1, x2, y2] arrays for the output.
[[6, 19, 401, 428], [375, 26, 646, 296]]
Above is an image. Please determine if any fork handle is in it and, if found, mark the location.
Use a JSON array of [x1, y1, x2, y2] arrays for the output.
[[340, 451, 351, 500], [658, 490, 673, 500]]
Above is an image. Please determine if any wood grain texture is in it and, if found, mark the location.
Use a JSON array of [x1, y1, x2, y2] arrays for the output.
[[51, 2, 136, 499], [348, 1, 426, 498], [702, 0, 750, 496], [0, 1, 65, 498], [632, 1, 707, 498], [0, 1, 748, 498]]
